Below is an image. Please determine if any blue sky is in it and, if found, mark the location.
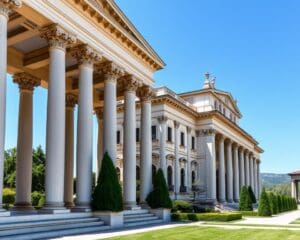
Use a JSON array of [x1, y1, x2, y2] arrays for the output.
[[5, 0, 300, 174]]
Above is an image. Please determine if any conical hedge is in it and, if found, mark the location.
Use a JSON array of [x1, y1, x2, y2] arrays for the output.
[[248, 186, 257, 204], [258, 188, 272, 216], [146, 168, 172, 209], [239, 186, 253, 211], [91, 152, 123, 212]]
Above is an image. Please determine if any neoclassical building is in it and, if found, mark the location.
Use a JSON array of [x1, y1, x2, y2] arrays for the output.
[[116, 73, 263, 205]]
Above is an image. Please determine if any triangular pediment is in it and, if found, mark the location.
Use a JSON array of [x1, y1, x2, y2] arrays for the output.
[[213, 90, 241, 116]]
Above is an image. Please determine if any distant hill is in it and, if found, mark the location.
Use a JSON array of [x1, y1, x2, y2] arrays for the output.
[[261, 173, 290, 187]]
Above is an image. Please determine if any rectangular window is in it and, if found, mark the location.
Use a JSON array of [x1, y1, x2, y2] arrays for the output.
[[136, 128, 140, 142], [180, 132, 185, 146], [167, 127, 172, 142], [116, 130, 121, 144], [151, 125, 157, 140], [191, 136, 195, 150]]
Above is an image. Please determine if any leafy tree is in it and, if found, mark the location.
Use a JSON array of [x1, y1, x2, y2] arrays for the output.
[[91, 152, 123, 212], [4, 148, 17, 188], [248, 186, 257, 204], [258, 188, 272, 216], [146, 168, 172, 209], [239, 186, 253, 211]]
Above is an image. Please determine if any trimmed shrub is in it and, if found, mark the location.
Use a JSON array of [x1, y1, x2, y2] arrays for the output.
[[187, 213, 198, 221], [258, 188, 272, 216], [92, 152, 123, 212], [172, 200, 193, 213], [3, 188, 15, 205], [239, 211, 258, 216], [239, 186, 253, 211], [270, 193, 278, 215], [277, 194, 282, 213], [38, 195, 45, 207], [146, 169, 172, 209], [31, 191, 44, 207], [171, 212, 242, 222], [248, 186, 257, 204]]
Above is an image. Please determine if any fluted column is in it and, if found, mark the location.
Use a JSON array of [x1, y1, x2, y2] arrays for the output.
[[226, 140, 233, 203], [158, 116, 167, 177], [257, 160, 261, 197], [13, 73, 40, 211], [200, 128, 216, 203], [250, 155, 254, 191], [186, 127, 192, 192], [96, 62, 123, 165], [139, 86, 153, 203], [239, 148, 245, 188], [254, 158, 258, 199], [245, 151, 250, 186], [72, 45, 100, 211], [233, 144, 240, 202], [122, 75, 139, 208], [292, 181, 297, 199], [64, 94, 76, 208], [218, 136, 226, 203], [174, 121, 180, 198], [0, 0, 21, 215], [40, 24, 76, 212], [95, 108, 103, 179]]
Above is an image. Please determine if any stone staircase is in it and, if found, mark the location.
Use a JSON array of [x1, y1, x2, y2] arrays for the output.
[[0, 212, 109, 240], [123, 207, 163, 227]]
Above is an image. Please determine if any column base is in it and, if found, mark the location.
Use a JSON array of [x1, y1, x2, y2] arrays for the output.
[[233, 199, 239, 203], [11, 203, 37, 214], [123, 201, 138, 210], [0, 208, 10, 217], [71, 202, 91, 212], [64, 202, 75, 209], [227, 199, 233, 203], [40, 202, 70, 214]]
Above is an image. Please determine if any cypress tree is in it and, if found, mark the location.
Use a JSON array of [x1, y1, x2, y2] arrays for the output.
[[268, 192, 278, 215], [91, 152, 123, 212], [146, 169, 172, 209], [258, 188, 272, 216], [248, 186, 257, 204], [239, 186, 253, 211], [277, 195, 282, 213]]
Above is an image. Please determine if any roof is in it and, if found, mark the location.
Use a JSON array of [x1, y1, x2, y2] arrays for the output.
[[288, 171, 300, 176]]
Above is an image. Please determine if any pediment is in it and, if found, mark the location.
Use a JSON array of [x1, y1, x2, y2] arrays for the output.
[[213, 90, 241, 116]]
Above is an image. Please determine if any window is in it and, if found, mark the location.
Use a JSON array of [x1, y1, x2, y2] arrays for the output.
[[167, 127, 172, 142], [116, 130, 121, 144], [214, 100, 218, 110], [136, 128, 140, 142], [223, 108, 226, 115], [167, 166, 173, 187], [180, 132, 185, 146], [191, 136, 195, 150], [151, 125, 157, 140]]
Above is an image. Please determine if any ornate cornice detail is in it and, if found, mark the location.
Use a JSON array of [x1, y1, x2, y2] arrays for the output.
[[120, 74, 140, 92], [138, 85, 153, 102], [199, 128, 216, 137], [157, 115, 168, 123], [65, 93, 77, 108], [71, 44, 102, 66], [174, 120, 180, 129], [94, 107, 103, 119], [95, 61, 124, 83], [0, 0, 21, 18], [13, 72, 40, 91], [40, 24, 77, 51]]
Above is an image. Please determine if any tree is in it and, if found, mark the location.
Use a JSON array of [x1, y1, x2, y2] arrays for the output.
[[277, 194, 282, 213], [268, 192, 278, 215], [248, 186, 257, 204], [91, 152, 123, 212], [146, 168, 172, 209], [239, 186, 253, 211], [258, 188, 272, 216]]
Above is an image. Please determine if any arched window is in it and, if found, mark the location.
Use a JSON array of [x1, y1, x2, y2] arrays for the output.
[[167, 166, 172, 187], [192, 171, 195, 184], [116, 167, 121, 181], [180, 168, 185, 187]]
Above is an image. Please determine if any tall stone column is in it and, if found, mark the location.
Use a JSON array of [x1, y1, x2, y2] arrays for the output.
[[257, 160, 261, 197], [158, 116, 167, 177], [96, 62, 123, 165], [291, 181, 297, 199], [95, 108, 103, 179], [200, 128, 217, 203], [218, 136, 226, 203], [226, 140, 233, 203], [0, 0, 21, 215], [233, 144, 240, 202], [13, 73, 40, 211], [64, 94, 76, 208], [174, 121, 180, 198], [186, 127, 192, 192], [139, 86, 153, 203], [239, 148, 245, 188], [245, 151, 250, 186], [253, 158, 258, 199], [250, 155, 254, 191], [40, 24, 76, 212], [122, 75, 139, 208], [72, 45, 100, 211]]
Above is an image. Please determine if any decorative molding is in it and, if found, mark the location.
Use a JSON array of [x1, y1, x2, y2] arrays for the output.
[[157, 115, 168, 123], [174, 120, 180, 129], [0, 0, 21, 18], [138, 85, 153, 102], [71, 44, 102, 66], [120, 74, 140, 92], [13, 72, 40, 91], [40, 24, 77, 51], [199, 128, 216, 137], [95, 61, 124, 83], [65, 93, 77, 108]]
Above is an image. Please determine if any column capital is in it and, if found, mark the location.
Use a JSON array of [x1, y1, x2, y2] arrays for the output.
[[65, 93, 77, 108], [199, 128, 216, 137], [174, 120, 180, 129], [71, 44, 102, 67], [94, 107, 103, 119], [187, 126, 192, 134], [120, 74, 140, 93], [40, 24, 77, 51], [138, 85, 153, 102], [13, 72, 40, 91], [0, 0, 21, 18], [157, 115, 168, 123], [95, 61, 124, 83]]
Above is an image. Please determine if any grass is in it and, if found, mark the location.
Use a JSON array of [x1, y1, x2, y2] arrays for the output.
[[291, 218, 300, 224], [107, 226, 300, 240]]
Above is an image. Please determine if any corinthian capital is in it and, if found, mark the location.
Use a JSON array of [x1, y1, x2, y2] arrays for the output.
[[199, 128, 216, 137], [120, 74, 140, 92], [40, 24, 77, 51], [13, 72, 40, 91], [71, 44, 102, 66], [66, 93, 77, 108], [0, 0, 21, 17], [138, 85, 153, 102], [95, 61, 124, 83]]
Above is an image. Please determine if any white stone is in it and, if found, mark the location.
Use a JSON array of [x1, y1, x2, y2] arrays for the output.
[[94, 211, 123, 229], [150, 208, 171, 222]]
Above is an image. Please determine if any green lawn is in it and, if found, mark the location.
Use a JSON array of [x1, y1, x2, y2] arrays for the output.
[[291, 218, 300, 224], [107, 226, 300, 240]]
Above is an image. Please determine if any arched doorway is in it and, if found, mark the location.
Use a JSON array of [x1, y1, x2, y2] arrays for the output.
[[167, 166, 173, 190], [180, 168, 185, 192]]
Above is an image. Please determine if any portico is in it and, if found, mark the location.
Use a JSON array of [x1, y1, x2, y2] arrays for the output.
[[289, 171, 300, 204]]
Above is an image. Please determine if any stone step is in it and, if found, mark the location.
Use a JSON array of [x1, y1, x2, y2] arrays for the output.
[[0, 220, 104, 237], [124, 213, 155, 219], [0, 217, 100, 230], [0, 225, 111, 240], [123, 209, 149, 215], [124, 219, 163, 228], [124, 216, 159, 223]]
